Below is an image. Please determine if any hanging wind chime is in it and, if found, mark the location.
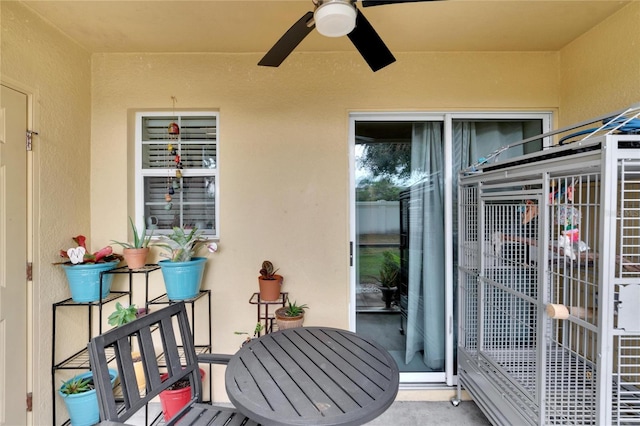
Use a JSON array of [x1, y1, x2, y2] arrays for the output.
[[165, 96, 183, 211]]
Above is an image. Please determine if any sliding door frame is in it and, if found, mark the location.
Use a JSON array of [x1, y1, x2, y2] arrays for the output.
[[349, 110, 552, 386]]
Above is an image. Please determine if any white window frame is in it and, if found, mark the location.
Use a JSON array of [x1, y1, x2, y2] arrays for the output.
[[134, 110, 220, 239]]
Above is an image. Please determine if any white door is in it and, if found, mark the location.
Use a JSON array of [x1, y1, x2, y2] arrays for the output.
[[0, 84, 28, 425]]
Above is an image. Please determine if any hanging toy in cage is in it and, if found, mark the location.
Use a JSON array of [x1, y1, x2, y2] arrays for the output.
[[549, 179, 575, 205], [557, 205, 581, 242], [521, 200, 538, 225]]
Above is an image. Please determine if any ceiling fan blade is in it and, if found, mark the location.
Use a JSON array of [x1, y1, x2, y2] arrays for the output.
[[361, 0, 441, 6], [347, 9, 395, 72], [258, 11, 315, 67]]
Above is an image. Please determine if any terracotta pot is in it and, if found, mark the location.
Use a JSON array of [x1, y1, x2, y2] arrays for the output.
[[275, 307, 304, 330], [258, 274, 283, 301], [123, 247, 149, 270]]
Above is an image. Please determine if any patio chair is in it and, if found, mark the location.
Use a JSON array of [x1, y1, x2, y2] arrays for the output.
[[87, 301, 259, 425]]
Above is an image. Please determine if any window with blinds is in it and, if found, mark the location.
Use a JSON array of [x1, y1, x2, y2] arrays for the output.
[[135, 111, 219, 238]]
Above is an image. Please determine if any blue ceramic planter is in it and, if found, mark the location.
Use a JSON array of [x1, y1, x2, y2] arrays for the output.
[[159, 257, 207, 300], [62, 261, 119, 303], [59, 369, 117, 426]]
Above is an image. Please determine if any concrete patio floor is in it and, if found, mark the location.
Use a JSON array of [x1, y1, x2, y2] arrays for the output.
[[366, 400, 491, 425], [130, 399, 491, 425], [354, 286, 491, 424]]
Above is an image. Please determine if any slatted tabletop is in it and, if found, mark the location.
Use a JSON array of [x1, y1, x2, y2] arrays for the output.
[[225, 327, 399, 426]]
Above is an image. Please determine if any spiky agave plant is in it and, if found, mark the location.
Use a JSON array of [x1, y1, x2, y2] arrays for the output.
[[282, 299, 308, 317], [111, 217, 153, 249], [154, 227, 210, 262]]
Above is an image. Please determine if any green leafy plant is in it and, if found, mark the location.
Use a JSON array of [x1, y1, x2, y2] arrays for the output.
[[378, 251, 400, 288], [259, 260, 280, 279], [154, 227, 217, 262], [60, 375, 93, 395], [111, 217, 152, 249], [234, 322, 264, 337], [108, 302, 148, 327], [234, 322, 265, 346], [253, 322, 264, 336], [108, 302, 139, 327], [282, 299, 308, 317], [107, 303, 147, 388]]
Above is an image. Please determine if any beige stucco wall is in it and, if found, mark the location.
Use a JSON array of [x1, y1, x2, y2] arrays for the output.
[[1, 2, 92, 424], [90, 50, 559, 403], [3, 0, 640, 423], [559, 1, 640, 125]]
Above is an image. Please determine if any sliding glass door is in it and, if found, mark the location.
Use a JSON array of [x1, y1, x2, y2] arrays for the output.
[[350, 112, 550, 385]]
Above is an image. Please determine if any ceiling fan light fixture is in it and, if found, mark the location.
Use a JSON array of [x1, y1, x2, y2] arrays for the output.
[[314, 0, 357, 37]]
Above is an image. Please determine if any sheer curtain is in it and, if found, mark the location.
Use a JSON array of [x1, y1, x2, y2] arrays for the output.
[[405, 122, 445, 369], [405, 120, 527, 370]]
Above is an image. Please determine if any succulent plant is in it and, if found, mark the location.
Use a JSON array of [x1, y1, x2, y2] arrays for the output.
[[108, 302, 140, 327], [111, 217, 153, 249], [155, 227, 214, 262], [259, 260, 280, 279], [282, 299, 308, 317], [60, 375, 93, 395]]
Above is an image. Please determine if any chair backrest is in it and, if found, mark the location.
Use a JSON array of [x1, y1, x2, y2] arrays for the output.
[[88, 302, 202, 424]]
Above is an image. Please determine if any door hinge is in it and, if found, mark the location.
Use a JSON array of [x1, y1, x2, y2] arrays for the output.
[[26, 130, 38, 151], [26, 262, 32, 281], [26, 392, 32, 412]]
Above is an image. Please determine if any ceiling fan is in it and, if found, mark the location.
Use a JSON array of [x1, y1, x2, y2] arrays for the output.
[[258, 0, 441, 72]]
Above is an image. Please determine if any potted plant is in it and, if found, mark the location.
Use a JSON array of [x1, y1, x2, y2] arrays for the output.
[[378, 251, 400, 309], [154, 227, 218, 300], [234, 322, 265, 347], [159, 368, 205, 422], [108, 302, 148, 391], [107, 302, 147, 327], [258, 260, 283, 301], [58, 369, 118, 426], [56, 235, 123, 303], [275, 299, 308, 330], [111, 216, 152, 269]]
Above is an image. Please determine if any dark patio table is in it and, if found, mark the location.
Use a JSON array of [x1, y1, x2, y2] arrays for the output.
[[225, 326, 400, 426]]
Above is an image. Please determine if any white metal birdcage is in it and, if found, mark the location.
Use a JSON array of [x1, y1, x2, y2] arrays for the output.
[[456, 105, 640, 425]]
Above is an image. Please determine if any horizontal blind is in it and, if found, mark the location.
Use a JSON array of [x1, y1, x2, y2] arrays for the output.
[[142, 116, 217, 142], [142, 115, 217, 169]]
